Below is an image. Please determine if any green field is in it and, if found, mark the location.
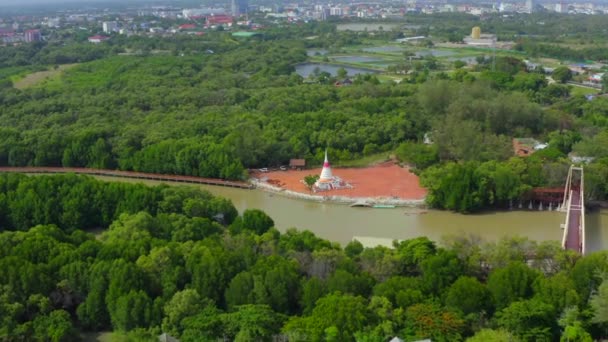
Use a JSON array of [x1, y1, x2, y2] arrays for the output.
[[12, 64, 78, 89], [570, 84, 601, 96], [332, 151, 394, 168]]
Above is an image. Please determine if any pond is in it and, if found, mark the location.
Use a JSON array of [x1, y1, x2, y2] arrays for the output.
[[306, 49, 328, 56], [362, 45, 405, 53], [333, 56, 385, 63], [337, 23, 401, 32], [447, 56, 479, 64], [295, 63, 380, 78], [415, 49, 457, 57], [360, 47, 457, 58]]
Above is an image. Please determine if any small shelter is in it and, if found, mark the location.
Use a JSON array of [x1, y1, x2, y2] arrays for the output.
[[334, 78, 353, 87], [512, 138, 543, 157], [290, 159, 306, 170]]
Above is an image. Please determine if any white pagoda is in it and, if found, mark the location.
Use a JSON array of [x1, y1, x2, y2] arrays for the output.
[[313, 149, 350, 192]]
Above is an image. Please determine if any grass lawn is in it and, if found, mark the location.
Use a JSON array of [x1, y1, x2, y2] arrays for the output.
[[377, 74, 405, 83], [570, 85, 601, 96], [333, 151, 394, 168], [12, 64, 77, 89]]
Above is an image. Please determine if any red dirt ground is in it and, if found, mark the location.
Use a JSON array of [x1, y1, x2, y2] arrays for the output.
[[252, 162, 427, 200]]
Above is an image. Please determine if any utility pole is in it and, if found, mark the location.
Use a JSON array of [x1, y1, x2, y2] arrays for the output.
[[492, 36, 496, 72]]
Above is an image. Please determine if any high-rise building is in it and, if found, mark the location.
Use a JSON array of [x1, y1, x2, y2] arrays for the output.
[[526, 0, 535, 13], [231, 0, 248, 17], [330, 7, 343, 16], [24, 29, 41, 43], [102, 21, 118, 33], [471, 26, 481, 39]]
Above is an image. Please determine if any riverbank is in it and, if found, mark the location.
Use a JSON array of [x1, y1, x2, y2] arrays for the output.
[[252, 179, 426, 207], [14, 171, 607, 251]]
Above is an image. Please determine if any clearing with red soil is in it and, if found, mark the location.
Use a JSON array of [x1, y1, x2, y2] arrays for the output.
[[253, 162, 427, 200]]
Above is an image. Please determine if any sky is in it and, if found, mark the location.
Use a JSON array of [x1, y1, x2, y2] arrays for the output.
[[2, 0, 129, 3], [0, 0, 153, 7]]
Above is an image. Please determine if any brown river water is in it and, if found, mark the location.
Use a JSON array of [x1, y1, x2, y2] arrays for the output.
[[93, 176, 608, 251]]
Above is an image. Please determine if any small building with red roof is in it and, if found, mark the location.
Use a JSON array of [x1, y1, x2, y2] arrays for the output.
[[178, 24, 197, 30], [88, 35, 109, 43], [206, 15, 233, 26]]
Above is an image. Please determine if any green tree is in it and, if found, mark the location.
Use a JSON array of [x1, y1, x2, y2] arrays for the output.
[[395, 142, 439, 170], [32, 310, 75, 342], [234, 209, 275, 235], [344, 240, 364, 258], [420, 250, 463, 295], [533, 272, 580, 314], [373, 276, 424, 308], [300, 277, 327, 315], [283, 293, 370, 342], [303, 174, 319, 191], [445, 276, 493, 315], [225, 272, 255, 310], [162, 289, 212, 336], [570, 252, 608, 304], [558, 307, 592, 342], [552, 66, 573, 84], [590, 277, 608, 324], [404, 303, 465, 342], [221, 304, 286, 341], [466, 329, 519, 342], [487, 262, 539, 310], [110, 290, 154, 331], [495, 299, 556, 341], [602, 72, 608, 91]]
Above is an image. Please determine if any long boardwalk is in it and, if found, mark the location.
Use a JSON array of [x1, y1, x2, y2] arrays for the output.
[[564, 188, 582, 252], [0, 167, 253, 189], [561, 166, 585, 254]]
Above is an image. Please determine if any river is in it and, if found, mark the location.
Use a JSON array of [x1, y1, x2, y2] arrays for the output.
[[92, 176, 608, 251]]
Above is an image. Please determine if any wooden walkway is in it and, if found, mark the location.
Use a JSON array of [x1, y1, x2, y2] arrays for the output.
[[0, 167, 254, 189], [561, 166, 585, 254], [564, 188, 582, 252]]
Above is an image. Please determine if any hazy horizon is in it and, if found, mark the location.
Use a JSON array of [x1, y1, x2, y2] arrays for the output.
[[0, 0, 198, 7], [0, 0, 215, 9], [0, 0, 123, 6]]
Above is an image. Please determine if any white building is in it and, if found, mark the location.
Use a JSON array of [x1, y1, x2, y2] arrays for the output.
[[330, 7, 343, 16], [182, 8, 225, 18], [102, 21, 118, 33]]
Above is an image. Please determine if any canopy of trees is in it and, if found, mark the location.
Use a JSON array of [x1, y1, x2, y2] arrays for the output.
[[0, 174, 607, 341], [1, 21, 607, 211]]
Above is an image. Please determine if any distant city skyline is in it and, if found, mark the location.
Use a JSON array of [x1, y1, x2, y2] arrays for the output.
[[0, 0, 200, 7]]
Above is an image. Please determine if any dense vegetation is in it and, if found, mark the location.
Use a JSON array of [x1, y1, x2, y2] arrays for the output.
[[1, 22, 608, 214], [1, 173, 608, 341]]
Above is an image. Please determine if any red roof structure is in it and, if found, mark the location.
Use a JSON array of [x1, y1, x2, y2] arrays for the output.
[[88, 35, 109, 41], [179, 24, 196, 30], [206, 15, 233, 25]]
